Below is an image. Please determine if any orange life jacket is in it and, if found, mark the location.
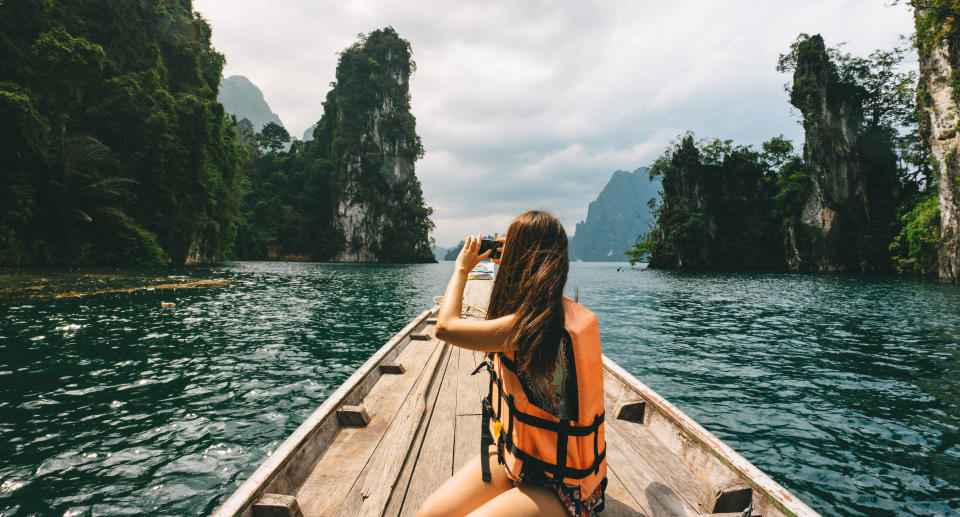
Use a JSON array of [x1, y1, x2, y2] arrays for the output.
[[475, 296, 607, 497]]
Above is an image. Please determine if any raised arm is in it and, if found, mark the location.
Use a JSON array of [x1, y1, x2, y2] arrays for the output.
[[436, 234, 516, 352]]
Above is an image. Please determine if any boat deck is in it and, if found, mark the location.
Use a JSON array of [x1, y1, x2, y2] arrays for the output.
[[292, 281, 694, 517], [216, 278, 817, 517]]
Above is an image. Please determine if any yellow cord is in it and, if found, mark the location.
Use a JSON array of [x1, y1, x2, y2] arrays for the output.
[[433, 295, 487, 319]]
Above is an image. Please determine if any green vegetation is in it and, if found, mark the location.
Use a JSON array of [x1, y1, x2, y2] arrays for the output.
[[234, 28, 434, 262], [912, 0, 960, 108], [0, 0, 242, 265], [630, 33, 937, 273], [0, 1, 433, 265], [890, 189, 941, 274], [625, 134, 801, 269]]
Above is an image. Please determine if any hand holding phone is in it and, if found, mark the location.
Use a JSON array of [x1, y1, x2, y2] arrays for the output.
[[479, 239, 503, 260]]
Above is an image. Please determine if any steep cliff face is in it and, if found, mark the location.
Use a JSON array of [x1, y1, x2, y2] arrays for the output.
[[570, 168, 659, 261], [915, 4, 960, 283], [312, 28, 434, 262], [789, 35, 899, 272]]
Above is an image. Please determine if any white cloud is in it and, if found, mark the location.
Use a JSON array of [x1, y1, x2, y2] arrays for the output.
[[194, 0, 916, 247]]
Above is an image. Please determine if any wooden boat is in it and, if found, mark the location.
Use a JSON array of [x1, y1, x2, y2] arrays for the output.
[[213, 279, 819, 517]]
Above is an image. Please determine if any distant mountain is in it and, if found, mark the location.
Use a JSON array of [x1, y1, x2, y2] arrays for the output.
[[569, 167, 660, 261], [218, 75, 284, 131], [303, 122, 317, 142], [431, 244, 448, 261]]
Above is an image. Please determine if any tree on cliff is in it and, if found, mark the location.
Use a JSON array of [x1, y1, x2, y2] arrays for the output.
[[307, 27, 434, 262], [634, 35, 921, 273], [626, 134, 791, 270], [259, 122, 291, 153], [0, 0, 243, 265], [234, 28, 435, 263], [778, 34, 925, 185], [912, 0, 960, 282]]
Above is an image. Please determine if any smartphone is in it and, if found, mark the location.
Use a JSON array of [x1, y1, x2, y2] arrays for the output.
[[479, 239, 503, 260]]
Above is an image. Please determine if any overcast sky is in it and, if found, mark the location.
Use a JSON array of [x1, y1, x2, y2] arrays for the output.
[[194, 0, 915, 247]]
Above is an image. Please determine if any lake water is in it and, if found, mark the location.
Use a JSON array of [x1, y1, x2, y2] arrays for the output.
[[0, 262, 958, 515]]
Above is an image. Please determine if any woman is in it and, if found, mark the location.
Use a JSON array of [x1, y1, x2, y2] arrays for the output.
[[419, 210, 606, 517]]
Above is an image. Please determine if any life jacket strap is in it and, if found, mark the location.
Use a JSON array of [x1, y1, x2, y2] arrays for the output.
[[476, 356, 607, 483], [479, 396, 494, 482]]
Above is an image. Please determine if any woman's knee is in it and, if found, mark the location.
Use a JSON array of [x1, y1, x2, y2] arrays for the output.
[[416, 492, 444, 517]]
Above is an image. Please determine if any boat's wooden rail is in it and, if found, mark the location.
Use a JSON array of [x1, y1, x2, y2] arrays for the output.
[[213, 306, 440, 517]]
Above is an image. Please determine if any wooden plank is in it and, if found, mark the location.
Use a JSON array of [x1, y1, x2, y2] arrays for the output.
[[604, 420, 700, 516], [604, 374, 707, 513], [213, 306, 437, 517], [456, 345, 485, 417], [294, 338, 441, 516], [454, 413, 482, 473], [603, 467, 649, 517], [396, 349, 459, 516], [386, 281, 490, 515], [348, 341, 449, 516], [604, 370, 707, 511], [608, 417, 707, 513], [336, 405, 371, 427], [253, 494, 303, 517], [381, 348, 455, 517], [380, 362, 406, 374]]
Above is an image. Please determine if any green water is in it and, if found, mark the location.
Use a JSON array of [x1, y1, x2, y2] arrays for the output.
[[0, 262, 958, 515]]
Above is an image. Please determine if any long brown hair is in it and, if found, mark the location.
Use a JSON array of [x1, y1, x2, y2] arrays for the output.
[[487, 210, 569, 379]]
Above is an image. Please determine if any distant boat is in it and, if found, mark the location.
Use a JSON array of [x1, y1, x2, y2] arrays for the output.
[[214, 278, 819, 517]]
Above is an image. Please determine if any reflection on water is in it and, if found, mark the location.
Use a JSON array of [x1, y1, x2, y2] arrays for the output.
[[0, 262, 958, 515]]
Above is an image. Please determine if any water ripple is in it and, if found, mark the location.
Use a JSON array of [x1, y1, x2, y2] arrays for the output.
[[0, 263, 958, 515]]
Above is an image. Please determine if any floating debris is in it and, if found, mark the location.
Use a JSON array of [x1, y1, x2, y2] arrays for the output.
[[50, 279, 228, 299], [161, 302, 176, 308], [0, 272, 229, 303]]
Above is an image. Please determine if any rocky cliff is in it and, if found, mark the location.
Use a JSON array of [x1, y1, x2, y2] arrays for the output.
[[915, 4, 960, 283], [570, 168, 660, 261], [311, 28, 434, 262], [788, 35, 899, 272], [218, 75, 284, 131]]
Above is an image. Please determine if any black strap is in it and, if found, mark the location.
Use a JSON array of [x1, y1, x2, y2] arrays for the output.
[[596, 477, 608, 513], [480, 397, 494, 482], [503, 437, 607, 480], [556, 419, 569, 474]]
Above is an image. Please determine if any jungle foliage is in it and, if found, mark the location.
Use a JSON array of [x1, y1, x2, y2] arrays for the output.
[[629, 34, 939, 273], [0, 0, 243, 265], [0, 2, 433, 265], [625, 134, 804, 269], [234, 28, 435, 262]]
